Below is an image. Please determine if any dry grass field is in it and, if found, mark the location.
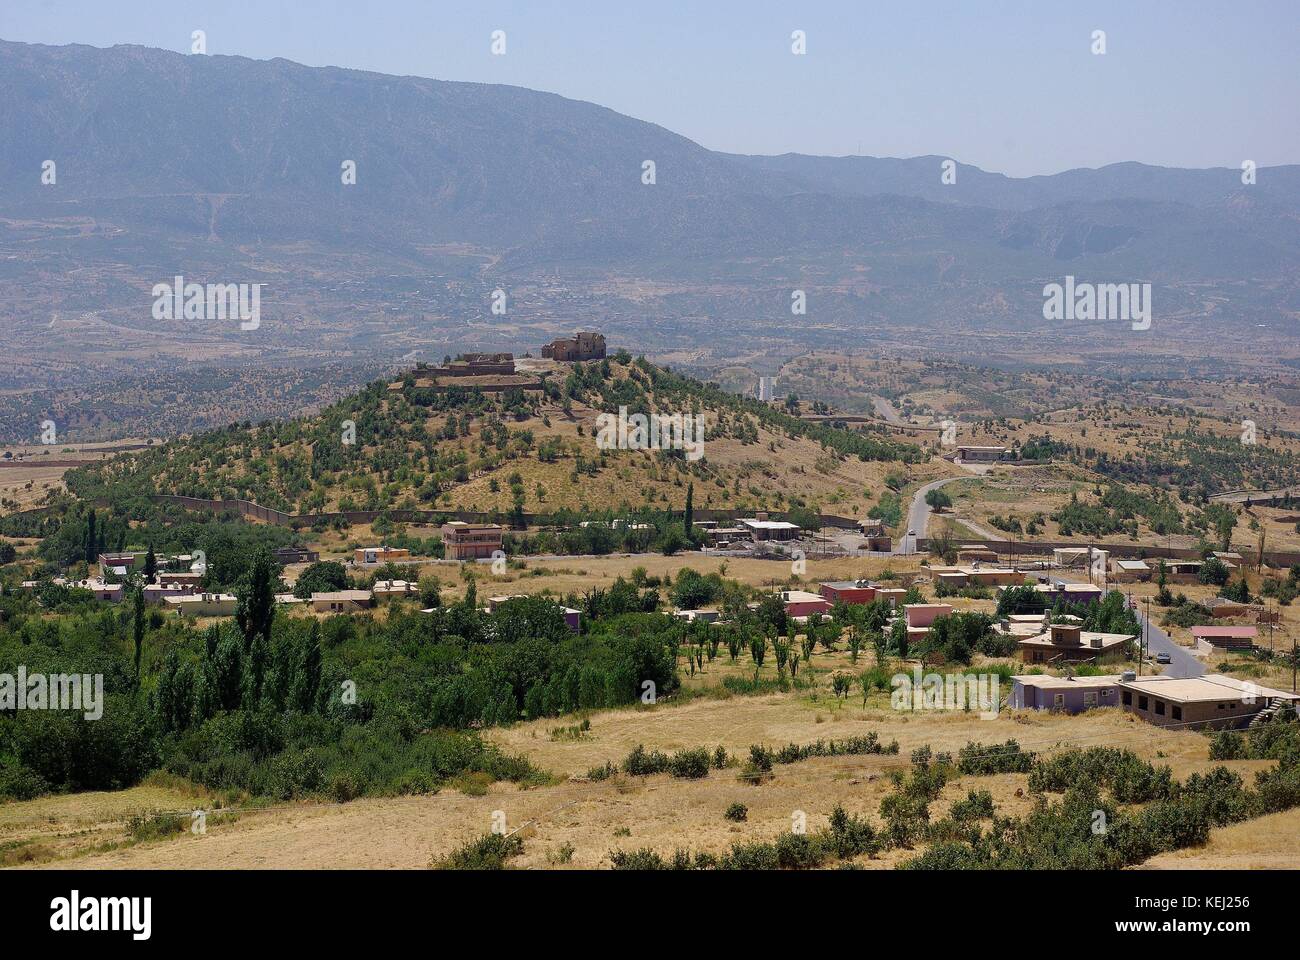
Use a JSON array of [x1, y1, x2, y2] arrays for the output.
[[7, 689, 1294, 870]]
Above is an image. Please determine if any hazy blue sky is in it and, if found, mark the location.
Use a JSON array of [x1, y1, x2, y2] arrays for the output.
[[4, 0, 1297, 176]]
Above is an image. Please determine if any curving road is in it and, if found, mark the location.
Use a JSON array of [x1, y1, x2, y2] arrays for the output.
[[895, 476, 966, 554]]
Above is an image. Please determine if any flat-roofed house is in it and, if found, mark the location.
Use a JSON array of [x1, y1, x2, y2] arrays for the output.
[[164, 593, 238, 617], [1033, 582, 1105, 606], [372, 579, 417, 598], [1017, 623, 1133, 665], [1119, 674, 1299, 729], [819, 581, 877, 606], [143, 582, 199, 605], [1110, 559, 1151, 582], [904, 604, 953, 630], [954, 445, 1007, 463], [354, 546, 411, 565], [98, 552, 137, 577], [779, 590, 833, 618], [440, 522, 504, 560], [957, 545, 1000, 564], [72, 578, 124, 602], [1009, 674, 1124, 713], [159, 571, 204, 587], [1191, 625, 1257, 655], [275, 546, 320, 565], [875, 587, 908, 609], [1162, 560, 1203, 583], [311, 590, 374, 613], [740, 514, 801, 542]]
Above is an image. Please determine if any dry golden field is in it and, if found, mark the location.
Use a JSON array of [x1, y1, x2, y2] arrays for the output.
[[8, 694, 1292, 870]]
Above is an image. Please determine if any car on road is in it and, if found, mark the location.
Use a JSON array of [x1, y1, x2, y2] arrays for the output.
[[906, 529, 915, 537], [1155, 653, 1172, 664]]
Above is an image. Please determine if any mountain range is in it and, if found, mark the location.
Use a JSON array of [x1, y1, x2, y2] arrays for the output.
[[1, 37, 1298, 414]]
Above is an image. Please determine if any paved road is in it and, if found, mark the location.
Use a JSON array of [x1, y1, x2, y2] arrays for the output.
[[895, 476, 966, 555], [872, 396, 907, 426], [1127, 597, 1206, 678]]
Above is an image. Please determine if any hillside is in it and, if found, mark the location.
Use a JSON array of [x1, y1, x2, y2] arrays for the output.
[[60, 354, 928, 522]]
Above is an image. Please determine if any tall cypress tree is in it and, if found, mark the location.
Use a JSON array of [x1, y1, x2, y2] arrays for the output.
[[132, 586, 146, 684], [84, 509, 97, 566], [236, 550, 277, 654], [143, 543, 157, 583], [684, 482, 694, 536]]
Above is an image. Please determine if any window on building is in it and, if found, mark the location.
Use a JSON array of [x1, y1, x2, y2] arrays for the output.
[[1155, 700, 1165, 716], [1053, 693, 1064, 709], [1122, 690, 1132, 705], [1138, 696, 1148, 711], [1172, 705, 1182, 721]]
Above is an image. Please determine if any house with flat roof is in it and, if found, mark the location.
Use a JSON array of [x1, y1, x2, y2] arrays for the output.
[[740, 514, 801, 542], [541, 331, 606, 362], [1118, 674, 1299, 729], [1191, 625, 1257, 655], [779, 590, 832, 618], [354, 545, 411, 565], [932, 566, 1022, 588], [1009, 674, 1124, 713], [372, 579, 417, 598], [1031, 582, 1105, 606], [1017, 623, 1132, 665], [874, 587, 908, 609], [673, 608, 721, 625], [143, 582, 199, 605], [440, 522, 504, 560], [904, 604, 953, 630], [164, 593, 238, 617], [956, 545, 1000, 564], [819, 581, 877, 606], [311, 590, 374, 613], [1110, 558, 1151, 582], [275, 546, 320, 565], [71, 578, 124, 602], [954, 445, 1007, 463]]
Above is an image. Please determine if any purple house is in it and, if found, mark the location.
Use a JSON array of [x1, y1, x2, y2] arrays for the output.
[[1010, 674, 1124, 713]]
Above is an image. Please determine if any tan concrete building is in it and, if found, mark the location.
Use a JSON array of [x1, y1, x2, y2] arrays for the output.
[[441, 522, 504, 560], [541, 331, 606, 362], [1119, 674, 1298, 729], [1017, 623, 1133, 665]]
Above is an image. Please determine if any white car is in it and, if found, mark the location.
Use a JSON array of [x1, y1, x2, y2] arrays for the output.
[[906, 529, 916, 537]]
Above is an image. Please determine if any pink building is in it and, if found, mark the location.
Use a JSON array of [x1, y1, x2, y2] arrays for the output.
[[780, 590, 833, 618], [904, 604, 953, 630]]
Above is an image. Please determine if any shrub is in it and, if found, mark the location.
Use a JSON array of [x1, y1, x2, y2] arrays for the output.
[[724, 802, 748, 822]]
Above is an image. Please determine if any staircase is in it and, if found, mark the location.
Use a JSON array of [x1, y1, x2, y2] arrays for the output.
[[1249, 700, 1286, 728]]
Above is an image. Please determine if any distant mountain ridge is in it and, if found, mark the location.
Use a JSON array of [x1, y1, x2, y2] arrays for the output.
[[0, 36, 1297, 386]]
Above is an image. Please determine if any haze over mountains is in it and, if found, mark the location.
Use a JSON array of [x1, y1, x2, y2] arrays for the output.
[[1, 38, 1298, 439]]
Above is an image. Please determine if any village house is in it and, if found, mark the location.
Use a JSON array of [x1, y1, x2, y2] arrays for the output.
[[673, 609, 721, 625], [874, 587, 908, 609], [956, 544, 1000, 565], [142, 582, 199, 605], [1031, 582, 1105, 606], [1009, 673, 1124, 713], [159, 571, 204, 587], [931, 566, 1022, 589], [1118, 674, 1299, 730], [953, 445, 1007, 463], [440, 522, 504, 560], [310, 590, 374, 613], [1017, 623, 1133, 665], [901, 603, 954, 643], [739, 513, 801, 542], [164, 593, 238, 617], [819, 580, 877, 606], [275, 546, 320, 565], [1191, 625, 1257, 655], [354, 545, 411, 565], [1110, 558, 1151, 582], [97, 552, 137, 577], [1161, 559, 1203, 583], [372, 579, 417, 598], [778, 590, 833, 619]]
